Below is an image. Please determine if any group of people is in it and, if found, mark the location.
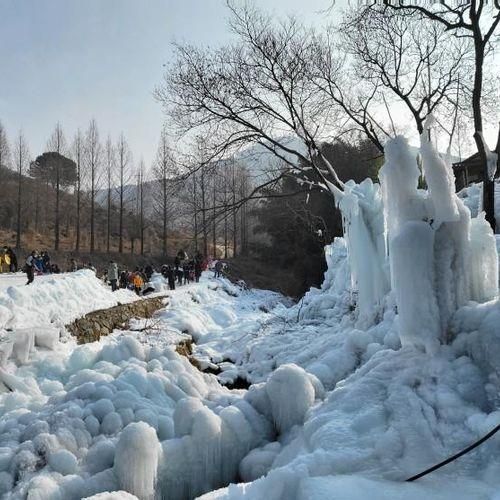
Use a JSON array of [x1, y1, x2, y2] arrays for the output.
[[24, 250, 62, 284], [15, 246, 224, 290], [161, 250, 205, 290], [0, 246, 18, 273], [105, 250, 209, 296], [106, 261, 154, 296]]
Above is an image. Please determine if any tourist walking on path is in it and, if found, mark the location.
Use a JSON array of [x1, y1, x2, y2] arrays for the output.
[[167, 266, 176, 290], [194, 252, 203, 282], [214, 260, 224, 278], [108, 260, 119, 291]]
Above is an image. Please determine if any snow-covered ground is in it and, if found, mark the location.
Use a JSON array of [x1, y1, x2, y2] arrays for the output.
[[1, 248, 500, 499]]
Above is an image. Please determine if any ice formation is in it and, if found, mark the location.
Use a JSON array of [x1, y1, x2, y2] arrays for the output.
[[114, 422, 160, 500], [265, 364, 315, 434], [332, 179, 389, 326]]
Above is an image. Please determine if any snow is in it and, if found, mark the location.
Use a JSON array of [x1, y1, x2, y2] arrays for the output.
[[1, 129, 500, 500], [84, 492, 139, 500]]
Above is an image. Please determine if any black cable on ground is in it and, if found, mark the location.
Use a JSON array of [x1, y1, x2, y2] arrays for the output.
[[406, 424, 500, 482]]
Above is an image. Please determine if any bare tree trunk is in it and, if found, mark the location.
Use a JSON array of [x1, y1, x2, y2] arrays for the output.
[[55, 159, 60, 250], [193, 171, 198, 252], [15, 136, 23, 250], [90, 177, 95, 252], [224, 173, 228, 259], [471, 38, 495, 230], [201, 165, 208, 257], [140, 172, 144, 256], [119, 177, 124, 253], [232, 162, 237, 257], [34, 183, 40, 232], [107, 183, 111, 252], [86, 120, 100, 254], [212, 170, 217, 258], [162, 174, 167, 257], [75, 135, 82, 252]]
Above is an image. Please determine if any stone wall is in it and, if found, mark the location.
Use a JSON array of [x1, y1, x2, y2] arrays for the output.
[[67, 296, 168, 343]]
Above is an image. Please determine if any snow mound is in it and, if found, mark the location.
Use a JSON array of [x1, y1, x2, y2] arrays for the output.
[[84, 492, 139, 500], [0, 270, 136, 330], [265, 364, 315, 434]]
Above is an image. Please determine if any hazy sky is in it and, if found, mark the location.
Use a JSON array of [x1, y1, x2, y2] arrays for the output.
[[0, 0, 332, 167]]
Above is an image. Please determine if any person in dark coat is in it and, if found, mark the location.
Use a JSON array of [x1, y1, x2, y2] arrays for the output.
[[42, 251, 51, 273], [167, 266, 176, 290], [194, 252, 203, 283], [119, 270, 128, 289], [144, 264, 154, 281], [183, 265, 190, 284], [25, 250, 36, 285]]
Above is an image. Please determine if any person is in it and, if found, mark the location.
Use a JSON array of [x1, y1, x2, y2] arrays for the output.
[[25, 250, 36, 285], [6, 247, 18, 272], [176, 265, 183, 285], [144, 264, 154, 281], [214, 260, 224, 278], [42, 251, 51, 273], [166, 265, 176, 290], [108, 260, 119, 291], [69, 258, 78, 272], [50, 263, 61, 274], [194, 252, 203, 283], [183, 264, 190, 285], [132, 269, 144, 295], [119, 270, 129, 289], [0, 246, 6, 274], [35, 253, 44, 274]]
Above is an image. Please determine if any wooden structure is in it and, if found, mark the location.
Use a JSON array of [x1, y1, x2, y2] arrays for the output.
[[453, 133, 500, 191]]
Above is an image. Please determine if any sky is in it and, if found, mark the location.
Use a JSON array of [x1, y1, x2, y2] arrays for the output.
[[0, 0, 333, 167]]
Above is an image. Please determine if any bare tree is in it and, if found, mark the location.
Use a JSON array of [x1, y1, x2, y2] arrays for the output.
[[156, 2, 347, 210], [153, 127, 176, 257], [384, 0, 500, 230], [47, 123, 67, 251], [136, 160, 147, 256], [116, 133, 132, 253], [85, 119, 101, 253], [0, 121, 11, 170], [104, 135, 116, 253], [72, 130, 84, 251], [14, 131, 30, 249], [340, 8, 472, 136]]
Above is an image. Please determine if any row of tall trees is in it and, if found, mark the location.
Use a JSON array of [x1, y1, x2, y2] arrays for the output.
[[0, 119, 139, 254], [0, 118, 253, 259]]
